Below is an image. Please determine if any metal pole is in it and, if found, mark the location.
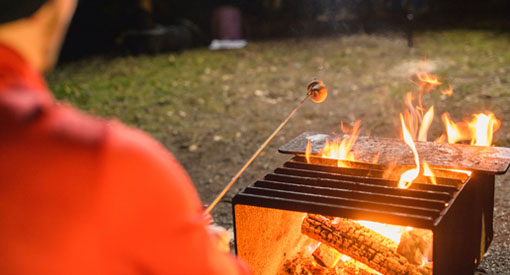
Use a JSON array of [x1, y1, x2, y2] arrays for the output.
[[204, 95, 311, 215]]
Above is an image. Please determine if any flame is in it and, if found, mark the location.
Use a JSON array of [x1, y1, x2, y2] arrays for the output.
[[417, 72, 442, 86], [304, 216, 431, 275], [310, 69, 499, 189], [434, 134, 446, 143], [441, 113, 471, 144], [403, 92, 419, 139], [442, 112, 501, 146], [320, 120, 361, 167], [402, 89, 435, 142], [305, 140, 312, 163], [469, 112, 500, 146], [355, 220, 406, 243], [398, 114, 420, 189], [423, 162, 437, 185], [441, 86, 453, 96], [420, 255, 428, 267], [296, 68, 504, 275], [445, 168, 472, 176], [418, 106, 434, 142]]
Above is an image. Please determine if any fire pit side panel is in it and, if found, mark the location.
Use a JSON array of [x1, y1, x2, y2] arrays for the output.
[[475, 173, 495, 253], [433, 175, 482, 275], [233, 204, 307, 275]]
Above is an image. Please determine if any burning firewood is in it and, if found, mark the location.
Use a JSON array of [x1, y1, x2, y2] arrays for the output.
[[312, 243, 342, 268], [301, 214, 431, 275], [281, 250, 379, 275]]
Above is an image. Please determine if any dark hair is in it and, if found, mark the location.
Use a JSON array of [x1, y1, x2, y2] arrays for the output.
[[0, 0, 47, 24]]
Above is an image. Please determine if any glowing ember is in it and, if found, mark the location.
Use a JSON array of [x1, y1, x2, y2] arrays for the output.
[[299, 215, 434, 275], [340, 254, 352, 262], [398, 114, 420, 189], [338, 254, 382, 275]]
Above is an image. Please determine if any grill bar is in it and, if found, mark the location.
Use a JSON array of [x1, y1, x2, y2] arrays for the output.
[[254, 180, 447, 210], [233, 156, 465, 229], [287, 158, 463, 189], [272, 167, 456, 198], [233, 192, 436, 228], [243, 186, 441, 218]]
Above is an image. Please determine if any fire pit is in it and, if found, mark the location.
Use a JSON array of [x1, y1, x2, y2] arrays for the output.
[[232, 133, 510, 275], [219, 70, 508, 275]]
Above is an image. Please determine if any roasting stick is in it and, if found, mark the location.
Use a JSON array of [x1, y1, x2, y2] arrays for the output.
[[204, 81, 328, 215]]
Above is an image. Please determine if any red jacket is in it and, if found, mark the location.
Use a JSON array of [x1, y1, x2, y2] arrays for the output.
[[0, 43, 248, 275]]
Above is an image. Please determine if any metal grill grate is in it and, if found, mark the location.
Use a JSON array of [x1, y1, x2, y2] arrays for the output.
[[233, 156, 468, 229]]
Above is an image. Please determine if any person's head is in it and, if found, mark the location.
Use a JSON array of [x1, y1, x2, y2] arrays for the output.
[[0, 0, 77, 72]]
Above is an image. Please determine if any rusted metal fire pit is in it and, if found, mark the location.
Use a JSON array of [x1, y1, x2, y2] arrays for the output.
[[232, 132, 510, 275]]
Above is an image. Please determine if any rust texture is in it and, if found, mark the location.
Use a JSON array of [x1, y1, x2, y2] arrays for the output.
[[301, 214, 431, 275], [279, 132, 510, 174]]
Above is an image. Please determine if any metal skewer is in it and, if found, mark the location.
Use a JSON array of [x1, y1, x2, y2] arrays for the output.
[[204, 81, 327, 215]]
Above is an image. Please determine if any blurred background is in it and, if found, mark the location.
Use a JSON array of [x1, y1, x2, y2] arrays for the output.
[[60, 0, 510, 60]]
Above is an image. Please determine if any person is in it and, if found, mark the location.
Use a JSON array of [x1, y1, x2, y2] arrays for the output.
[[0, 0, 249, 274]]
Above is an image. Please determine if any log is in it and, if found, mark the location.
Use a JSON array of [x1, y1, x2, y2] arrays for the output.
[[279, 132, 510, 174], [301, 214, 431, 275], [281, 250, 379, 275], [312, 244, 342, 268]]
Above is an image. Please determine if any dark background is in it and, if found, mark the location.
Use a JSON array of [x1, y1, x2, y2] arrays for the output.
[[60, 0, 510, 61]]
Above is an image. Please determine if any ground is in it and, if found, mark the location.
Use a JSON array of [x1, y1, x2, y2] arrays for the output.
[[48, 30, 510, 274]]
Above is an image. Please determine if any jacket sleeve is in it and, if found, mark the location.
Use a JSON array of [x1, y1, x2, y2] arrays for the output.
[[99, 122, 249, 275]]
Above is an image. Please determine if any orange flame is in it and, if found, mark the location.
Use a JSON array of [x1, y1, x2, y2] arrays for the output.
[[355, 220, 406, 243], [442, 112, 500, 146], [445, 168, 472, 176], [309, 69, 498, 190], [398, 114, 420, 189], [441, 113, 471, 144], [417, 72, 442, 87], [418, 106, 434, 142], [423, 162, 437, 185], [441, 86, 453, 96], [434, 134, 446, 143], [469, 112, 501, 146], [403, 92, 419, 140], [305, 140, 312, 163], [321, 120, 361, 167], [402, 85, 435, 142]]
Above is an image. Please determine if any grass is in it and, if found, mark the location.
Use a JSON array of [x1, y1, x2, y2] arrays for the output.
[[48, 29, 510, 217]]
